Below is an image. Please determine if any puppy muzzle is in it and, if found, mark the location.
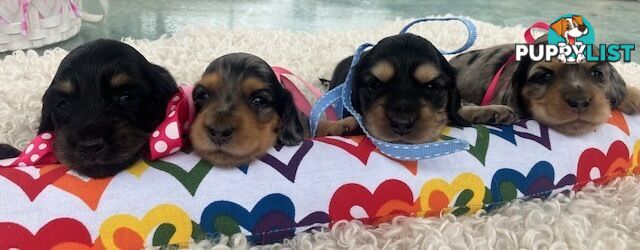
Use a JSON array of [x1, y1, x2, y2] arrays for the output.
[[206, 125, 236, 145]]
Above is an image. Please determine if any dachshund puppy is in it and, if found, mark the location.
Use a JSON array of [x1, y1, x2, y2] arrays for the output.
[[34, 39, 177, 177], [450, 35, 640, 135], [328, 33, 468, 144], [189, 53, 306, 167]]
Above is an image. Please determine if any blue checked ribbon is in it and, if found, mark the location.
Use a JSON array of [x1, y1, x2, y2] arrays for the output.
[[310, 16, 477, 161]]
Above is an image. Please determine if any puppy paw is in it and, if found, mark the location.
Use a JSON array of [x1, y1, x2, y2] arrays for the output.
[[459, 105, 519, 124], [316, 117, 360, 137], [618, 86, 640, 115]]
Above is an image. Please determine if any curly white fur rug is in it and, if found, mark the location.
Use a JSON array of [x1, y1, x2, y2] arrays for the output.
[[1, 17, 640, 249]]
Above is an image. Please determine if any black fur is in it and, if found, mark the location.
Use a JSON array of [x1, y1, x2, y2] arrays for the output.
[[330, 33, 469, 127], [39, 39, 178, 178], [0, 144, 20, 159]]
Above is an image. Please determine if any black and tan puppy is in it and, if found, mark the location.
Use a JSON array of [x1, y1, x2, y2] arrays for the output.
[[329, 33, 469, 144], [17, 39, 177, 177], [189, 53, 307, 167], [450, 35, 640, 135]]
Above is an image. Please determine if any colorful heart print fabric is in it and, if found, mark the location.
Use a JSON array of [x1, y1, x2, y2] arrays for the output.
[[0, 111, 639, 248]]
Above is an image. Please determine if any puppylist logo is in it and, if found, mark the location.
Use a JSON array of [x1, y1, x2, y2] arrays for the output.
[[515, 14, 635, 63]]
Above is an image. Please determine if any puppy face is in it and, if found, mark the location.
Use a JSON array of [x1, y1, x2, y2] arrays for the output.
[[514, 49, 626, 135], [40, 39, 177, 178], [189, 53, 304, 167], [351, 33, 466, 144]]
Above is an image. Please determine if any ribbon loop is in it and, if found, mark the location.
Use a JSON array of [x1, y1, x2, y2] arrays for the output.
[[272, 66, 338, 120], [400, 16, 478, 55], [147, 86, 195, 161], [524, 21, 551, 44]]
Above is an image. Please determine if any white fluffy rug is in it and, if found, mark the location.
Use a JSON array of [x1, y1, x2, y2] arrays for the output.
[[1, 18, 640, 249]]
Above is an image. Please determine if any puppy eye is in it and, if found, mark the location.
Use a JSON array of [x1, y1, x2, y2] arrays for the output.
[[56, 100, 68, 110], [118, 95, 130, 105], [424, 81, 443, 90], [532, 72, 553, 84], [193, 86, 210, 102], [251, 96, 268, 107], [590, 69, 604, 79], [368, 81, 383, 91]]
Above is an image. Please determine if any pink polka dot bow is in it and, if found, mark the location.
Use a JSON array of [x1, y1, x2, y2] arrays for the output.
[[0, 86, 195, 168], [0, 132, 58, 167], [147, 85, 195, 160]]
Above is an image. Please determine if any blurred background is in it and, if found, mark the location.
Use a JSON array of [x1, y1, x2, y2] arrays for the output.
[[1, 0, 639, 62]]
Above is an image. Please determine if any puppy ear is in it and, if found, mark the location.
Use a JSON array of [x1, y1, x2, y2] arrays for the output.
[[0, 144, 21, 159], [510, 54, 533, 116], [37, 91, 55, 134], [447, 86, 470, 126], [604, 63, 627, 107], [439, 59, 469, 126], [507, 36, 548, 115], [148, 63, 178, 102], [38, 109, 54, 133], [277, 91, 305, 146], [142, 63, 178, 123]]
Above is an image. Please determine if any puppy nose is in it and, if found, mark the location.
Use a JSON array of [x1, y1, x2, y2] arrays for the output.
[[389, 114, 416, 135], [207, 126, 235, 145], [565, 97, 591, 112], [77, 138, 106, 153]]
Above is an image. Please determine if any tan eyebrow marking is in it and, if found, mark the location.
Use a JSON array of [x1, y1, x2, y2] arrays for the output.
[[241, 77, 268, 96], [55, 81, 73, 93], [110, 74, 131, 87], [199, 73, 222, 90], [527, 61, 563, 79], [370, 61, 394, 82], [413, 63, 440, 83]]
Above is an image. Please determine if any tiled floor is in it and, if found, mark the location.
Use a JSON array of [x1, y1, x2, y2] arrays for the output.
[[2, 0, 639, 62]]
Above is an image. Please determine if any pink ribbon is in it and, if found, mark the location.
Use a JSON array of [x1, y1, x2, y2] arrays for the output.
[[66, 0, 81, 17], [0, 132, 58, 167], [19, 0, 30, 36], [19, 0, 81, 36], [272, 66, 338, 120], [147, 86, 195, 160], [480, 21, 550, 106]]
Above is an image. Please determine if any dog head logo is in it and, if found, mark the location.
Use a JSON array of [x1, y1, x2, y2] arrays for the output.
[[547, 14, 596, 63], [550, 15, 589, 45]]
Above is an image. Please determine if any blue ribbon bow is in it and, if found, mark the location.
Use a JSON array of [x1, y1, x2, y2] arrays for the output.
[[310, 16, 478, 161]]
